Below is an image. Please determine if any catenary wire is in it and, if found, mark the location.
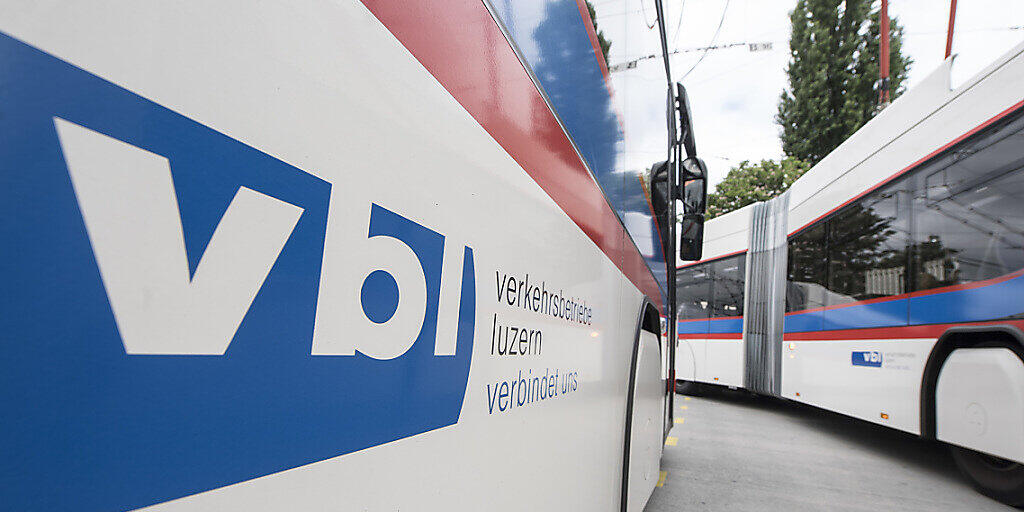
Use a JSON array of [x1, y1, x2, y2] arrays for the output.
[[679, 0, 731, 80]]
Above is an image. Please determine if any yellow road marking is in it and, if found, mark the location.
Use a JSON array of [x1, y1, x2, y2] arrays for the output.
[[684, 396, 692, 401], [665, 436, 678, 446], [674, 417, 685, 424], [657, 471, 667, 487], [679, 405, 688, 410]]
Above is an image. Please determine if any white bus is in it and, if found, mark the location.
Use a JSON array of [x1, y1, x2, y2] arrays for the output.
[[0, 1, 706, 510], [675, 41, 1024, 505]]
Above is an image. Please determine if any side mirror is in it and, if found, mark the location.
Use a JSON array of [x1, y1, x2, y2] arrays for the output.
[[649, 161, 672, 262], [678, 157, 707, 261], [682, 175, 706, 214], [677, 84, 697, 159], [679, 214, 704, 261]]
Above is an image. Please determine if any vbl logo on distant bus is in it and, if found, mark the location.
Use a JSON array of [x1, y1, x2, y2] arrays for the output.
[[851, 350, 883, 367]]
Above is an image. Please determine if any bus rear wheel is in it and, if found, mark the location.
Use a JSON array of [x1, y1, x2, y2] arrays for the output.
[[950, 445, 1024, 506]]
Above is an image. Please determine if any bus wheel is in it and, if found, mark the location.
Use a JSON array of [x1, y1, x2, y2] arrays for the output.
[[950, 445, 1024, 506], [675, 380, 701, 396]]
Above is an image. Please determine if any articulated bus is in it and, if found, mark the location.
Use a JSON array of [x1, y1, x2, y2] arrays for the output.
[[0, 1, 704, 510], [676, 42, 1024, 505]]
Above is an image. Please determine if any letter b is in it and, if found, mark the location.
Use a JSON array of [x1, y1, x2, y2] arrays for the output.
[[313, 203, 474, 360]]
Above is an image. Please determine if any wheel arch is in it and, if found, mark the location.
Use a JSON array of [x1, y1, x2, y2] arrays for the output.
[[920, 324, 1024, 439], [620, 296, 663, 512]]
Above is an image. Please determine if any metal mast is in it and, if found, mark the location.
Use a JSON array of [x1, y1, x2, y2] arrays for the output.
[[878, 0, 891, 108]]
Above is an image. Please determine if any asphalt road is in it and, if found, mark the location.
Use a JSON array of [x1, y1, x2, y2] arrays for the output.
[[645, 386, 1016, 511]]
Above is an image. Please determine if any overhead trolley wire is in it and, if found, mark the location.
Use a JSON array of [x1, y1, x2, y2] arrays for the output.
[[679, 0, 731, 80], [671, 0, 688, 47], [639, 0, 658, 29]]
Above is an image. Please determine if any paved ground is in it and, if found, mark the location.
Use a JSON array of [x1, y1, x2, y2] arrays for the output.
[[645, 386, 1016, 511]]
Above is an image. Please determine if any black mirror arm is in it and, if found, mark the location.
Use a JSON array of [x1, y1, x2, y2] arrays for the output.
[[676, 83, 697, 160]]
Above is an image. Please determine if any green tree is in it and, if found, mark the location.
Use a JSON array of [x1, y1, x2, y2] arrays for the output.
[[851, 9, 912, 120], [706, 158, 810, 218], [777, 0, 911, 166], [585, 0, 611, 63]]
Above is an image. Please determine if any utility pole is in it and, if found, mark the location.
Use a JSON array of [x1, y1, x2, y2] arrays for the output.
[[878, 0, 891, 109], [945, 0, 958, 59]]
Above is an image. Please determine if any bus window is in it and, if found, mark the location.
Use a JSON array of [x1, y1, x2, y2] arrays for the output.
[[677, 264, 712, 320], [711, 255, 745, 317], [787, 223, 827, 312], [827, 184, 909, 304], [911, 121, 1024, 290]]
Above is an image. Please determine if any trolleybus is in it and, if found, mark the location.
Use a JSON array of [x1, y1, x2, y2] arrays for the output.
[[675, 41, 1024, 506], [0, 0, 707, 510]]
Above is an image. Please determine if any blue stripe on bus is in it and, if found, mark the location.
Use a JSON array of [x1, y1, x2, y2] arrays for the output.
[[785, 271, 1024, 332], [784, 310, 824, 332], [910, 271, 1024, 325], [677, 317, 743, 334], [678, 319, 710, 334], [823, 298, 908, 330], [709, 317, 743, 334]]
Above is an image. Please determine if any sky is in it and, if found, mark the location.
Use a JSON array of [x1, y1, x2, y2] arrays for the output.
[[601, 0, 1024, 190]]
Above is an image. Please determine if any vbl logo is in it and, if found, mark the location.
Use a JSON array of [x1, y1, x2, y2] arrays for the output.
[[3, 33, 476, 509], [24, 105, 475, 510], [57, 118, 476, 361], [851, 350, 883, 367]]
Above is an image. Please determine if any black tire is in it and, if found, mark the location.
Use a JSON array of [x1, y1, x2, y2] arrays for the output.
[[950, 445, 1024, 507], [674, 379, 701, 396]]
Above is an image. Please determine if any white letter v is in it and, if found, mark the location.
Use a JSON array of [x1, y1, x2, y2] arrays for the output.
[[56, 118, 303, 355]]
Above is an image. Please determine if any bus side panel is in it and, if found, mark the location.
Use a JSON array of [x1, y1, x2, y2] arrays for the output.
[[0, 1, 660, 510], [781, 339, 935, 434], [678, 338, 707, 382], [705, 340, 744, 387], [677, 319, 708, 383]]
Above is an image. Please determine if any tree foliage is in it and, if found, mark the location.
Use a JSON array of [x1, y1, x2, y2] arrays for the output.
[[585, 0, 612, 63], [777, 0, 911, 166], [706, 158, 811, 218]]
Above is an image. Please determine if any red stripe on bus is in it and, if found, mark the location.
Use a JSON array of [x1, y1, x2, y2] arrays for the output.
[[677, 249, 747, 269], [905, 267, 1024, 298], [677, 318, 704, 324], [789, 99, 1024, 238], [678, 333, 743, 340], [709, 316, 741, 321], [678, 315, 743, 324], [359, 0, 663, 310], [784, 267, 1024, 317], [784, 295, 901, 316], [783, 319, 1024, 341]]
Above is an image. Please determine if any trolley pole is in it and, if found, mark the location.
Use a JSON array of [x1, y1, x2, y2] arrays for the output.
[[945, 0, 958, 59], [878, 0, 891, 108]]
